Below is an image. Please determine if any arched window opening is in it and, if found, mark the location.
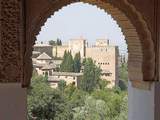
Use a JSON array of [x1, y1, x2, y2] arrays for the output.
[[26, 1, 154, 119]]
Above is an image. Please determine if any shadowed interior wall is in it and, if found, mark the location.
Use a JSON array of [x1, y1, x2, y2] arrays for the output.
[[0, 84, 27, 120]]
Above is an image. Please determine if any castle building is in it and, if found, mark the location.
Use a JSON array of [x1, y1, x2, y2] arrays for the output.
[[51, 38, 119, 88], [68, 38, 86, 59], [52, 37, 86, 59], [52, 44, 69, 58], [86, 40, 119, 87]]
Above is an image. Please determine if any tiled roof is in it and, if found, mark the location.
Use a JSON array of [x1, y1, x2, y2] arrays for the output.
[[37, 52, 52, 60]]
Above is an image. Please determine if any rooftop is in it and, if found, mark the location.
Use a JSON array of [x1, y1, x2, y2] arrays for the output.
[[51, 72, 83, 76], [34, 44, 52, 47], [37, 52, 52, 60]]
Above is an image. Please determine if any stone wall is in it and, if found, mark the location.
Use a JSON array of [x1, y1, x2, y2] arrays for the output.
[[52, 45, 69, 58], [86, 46, 119, 87]]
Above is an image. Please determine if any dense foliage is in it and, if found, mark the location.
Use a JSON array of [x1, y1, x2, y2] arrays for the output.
[[80, 58, 101, 92], [60, 51, 81, 73], [28, 58, 128, 120], [49, 38, 62, 46], [28, 75, 128, 120], [27, 75, 73, 120], [119, 63, 128, 90], [60, 51, 74, 72], [58, 80, 66, 92], [73, 52, 81, 73]]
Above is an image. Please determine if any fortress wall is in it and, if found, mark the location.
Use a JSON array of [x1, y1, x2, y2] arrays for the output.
[[52, 45, 69, 58], [86, 46, 118, 87], [69, 39, 86, 58]]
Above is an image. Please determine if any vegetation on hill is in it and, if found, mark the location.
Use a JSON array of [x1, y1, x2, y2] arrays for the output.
[[28, 61, 128, 119], [80, 58, 101, 92], [119, 63, 128, 90]]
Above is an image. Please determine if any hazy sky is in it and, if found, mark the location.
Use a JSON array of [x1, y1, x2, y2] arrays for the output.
[[36, 2, 127, 54]]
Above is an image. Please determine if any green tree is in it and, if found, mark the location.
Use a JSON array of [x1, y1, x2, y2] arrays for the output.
[[74, 52, 81, 73], [49, 40, 56, 46], [56, 38, 62, 46], [60, 51, 74, 72], [66, 51, 74, 72], [60, 50, 67, 71], [114, 95, 128, 120], [58, 80, 66, 92], [119, 63, 128, 82], [73, 96, 109, 120], [98, 79, 109, 90], [27, 75, 73, 120], [81, 58, 101, 92], [119, 63, 128, 90]]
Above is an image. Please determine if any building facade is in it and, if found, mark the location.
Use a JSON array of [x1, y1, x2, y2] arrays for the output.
[[48, 72, 83, 88], [52, 38, 119, 87], [86, 44, 119, 87], [68, 38, 86, 59], [32, 52, 57, 76]]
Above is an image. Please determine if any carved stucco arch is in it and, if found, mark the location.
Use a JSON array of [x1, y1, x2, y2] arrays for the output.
[[23, 0, 155, 88]]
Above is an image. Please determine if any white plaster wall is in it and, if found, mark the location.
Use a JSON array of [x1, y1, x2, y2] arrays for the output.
[[128, 81, 155, 120], [53, 76, 77, 85], [36, 68, 44, 75], [0, 83, 27, 120]]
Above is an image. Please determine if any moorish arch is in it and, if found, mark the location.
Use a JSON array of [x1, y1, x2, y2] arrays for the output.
[[24, 0, 155, 88]]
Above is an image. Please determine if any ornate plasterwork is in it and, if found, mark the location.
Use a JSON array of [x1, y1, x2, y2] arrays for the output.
[[0, 0, 23, 83]]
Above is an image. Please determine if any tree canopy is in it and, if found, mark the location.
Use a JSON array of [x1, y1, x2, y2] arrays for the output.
[[73, 52, 81, 73], [49, 38, 62, 46], [28, 73, 128, 120], [60, 51, 74, 72], [60, 51, 82, 72], [80, 58, 101, 92]]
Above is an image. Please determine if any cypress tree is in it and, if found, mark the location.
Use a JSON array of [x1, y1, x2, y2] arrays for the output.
[[66, 51, 74, 72], [74, 52, 81, 72], [81, 58, 101, 92], [60, 51, 74, 72], [60, 50, 67, 72]]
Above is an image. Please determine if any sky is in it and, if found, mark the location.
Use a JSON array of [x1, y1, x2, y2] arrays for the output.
[[36, 2, 127, 54]]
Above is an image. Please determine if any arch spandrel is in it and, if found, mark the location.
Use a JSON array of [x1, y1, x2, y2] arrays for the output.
[[23, 0, 155, 88]]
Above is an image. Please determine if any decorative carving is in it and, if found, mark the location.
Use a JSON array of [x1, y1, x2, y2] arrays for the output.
[[0, 1, 2, 61], [0, 0, 22, 83]]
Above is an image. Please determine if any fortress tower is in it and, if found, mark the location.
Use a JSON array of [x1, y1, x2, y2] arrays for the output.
[[68, 37, 86, 59]]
